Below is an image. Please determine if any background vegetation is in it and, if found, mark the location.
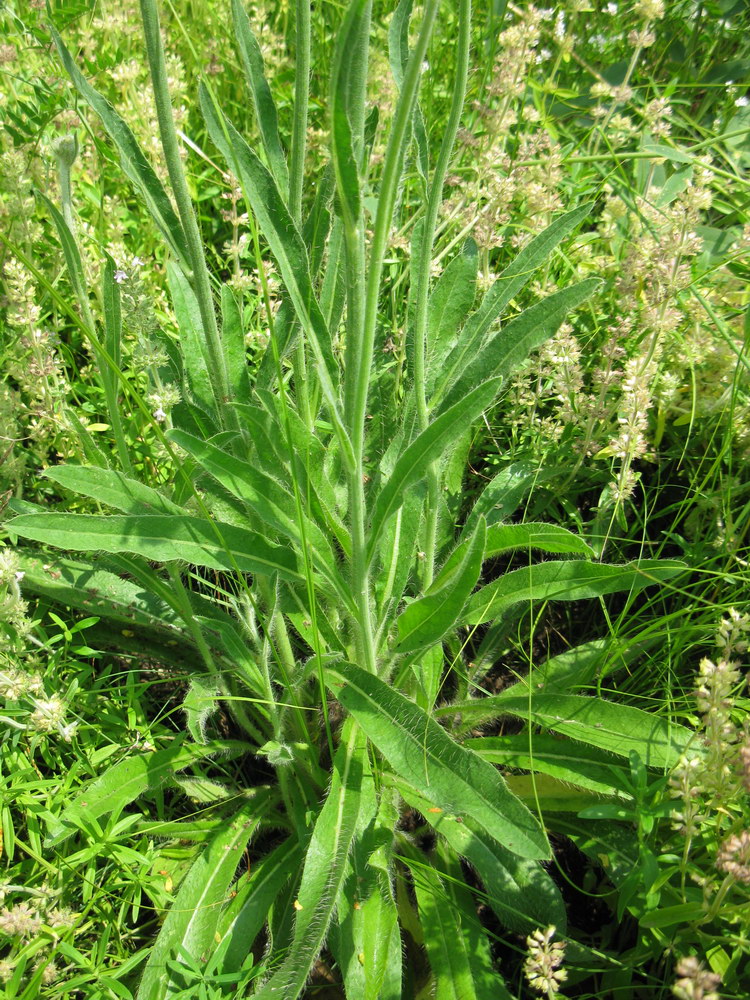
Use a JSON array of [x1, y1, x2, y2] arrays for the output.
[[1, 0, 749, 997]]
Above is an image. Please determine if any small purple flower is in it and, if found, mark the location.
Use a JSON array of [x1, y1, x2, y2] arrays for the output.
[[113, 269, 128, 284]]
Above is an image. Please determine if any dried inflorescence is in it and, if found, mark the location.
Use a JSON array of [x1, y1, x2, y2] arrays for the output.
[[672, 956, 721, 1000]]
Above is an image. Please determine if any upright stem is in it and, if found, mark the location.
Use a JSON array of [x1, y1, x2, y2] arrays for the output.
[[139, 0, 234, 431], [412, 0, 472, 585], [343, 0, 439, 673]]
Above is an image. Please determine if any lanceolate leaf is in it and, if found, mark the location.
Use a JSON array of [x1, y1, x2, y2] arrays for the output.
[[396, 780, 566, 934], [7, 512, 302, 582], [137, 791, 275, 1000], [212, 838, 303, 977], [464, 558, 686, 626], [167, 263, 217, 422], [405, 850, 506, 1000], [199, 86, 349, 458], [49, 25, 189, 268], [395, 518, 486, 653], [253, 727, 369, 1000], [459, 694, 695, 769], [367, 379, 501, 565], [231, 0, 289, 193], [45, 739, 245, 847], [438, 277, 601, 413], [425, 238, 478, 390], [44, 465, 184, 516], [462, 461, 561, 533], [482, 522, 595, 559], [221, 284, 253, 405], [327, 662, 549, 859], [432, 204, 593, 404], [469, 734, 632, 797]]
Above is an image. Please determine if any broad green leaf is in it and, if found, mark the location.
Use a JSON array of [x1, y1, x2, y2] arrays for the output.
[[231, 0, 289, 192], [137, 791, 274, 1000], [7, 512, 302, 582], [50, 25, 189, 268], [469, 734, 632, 797], [44, 465, 183, 516], [492, 636, 656, 701], [367, 379, 501, 565], [221, 285, 252, 405], [395, 518, 486, 653], [432, 204, 593, 403], [463, 461, 561, 533], [253, 726, 369, 1000], [45, 739, 243, 847], [438, 278, 601, 413], [464, 558, 686, 625], [329, 768, 401, 1000], [483, 522, 595, 559], [200, 86, 349, 459], [483, 694, 695, 769], [396, 779, 566, 934], [213, 838, 302, 977], [425, 238, 478, 390], [327, 662, 549, 859], [14, 552, 183, 636]]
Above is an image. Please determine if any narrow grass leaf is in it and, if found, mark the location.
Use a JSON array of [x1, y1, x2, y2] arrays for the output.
[[464, 558, 686, 625], [367, 379, 501, 564], [327, 662, 549, 859], [231, 0, 289, 192], [137, 792, 274, 1000], [396, 518, 486, 653], [49, 25, 189, 267], [7, 512, 302, 582]]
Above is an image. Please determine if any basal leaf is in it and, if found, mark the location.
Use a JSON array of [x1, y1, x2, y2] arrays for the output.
[[137, 791, 274, 1000], [253, 727, 369, 1000], [468, 694, 695, 769], [7, 512, 302, 582], [327, 662, 549, 859], [44, 465, 184, 516], [464, 558, 686, 626], [396, 779, 566, 934], [469, 734, 632, 798]]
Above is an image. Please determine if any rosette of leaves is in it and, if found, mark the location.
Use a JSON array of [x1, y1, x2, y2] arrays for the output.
[[5, 0, 691, 996]]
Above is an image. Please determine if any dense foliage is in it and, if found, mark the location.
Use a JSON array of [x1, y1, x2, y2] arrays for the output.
[[1, 0, 749, 998]]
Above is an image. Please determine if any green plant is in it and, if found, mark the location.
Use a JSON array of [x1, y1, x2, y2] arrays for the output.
[[4, 0, 697, 996]]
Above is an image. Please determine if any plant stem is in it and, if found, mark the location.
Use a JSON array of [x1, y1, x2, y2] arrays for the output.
[[412, 0, 471, 585], [345, 0, 439, 671], [139, 0, 234, 432]]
